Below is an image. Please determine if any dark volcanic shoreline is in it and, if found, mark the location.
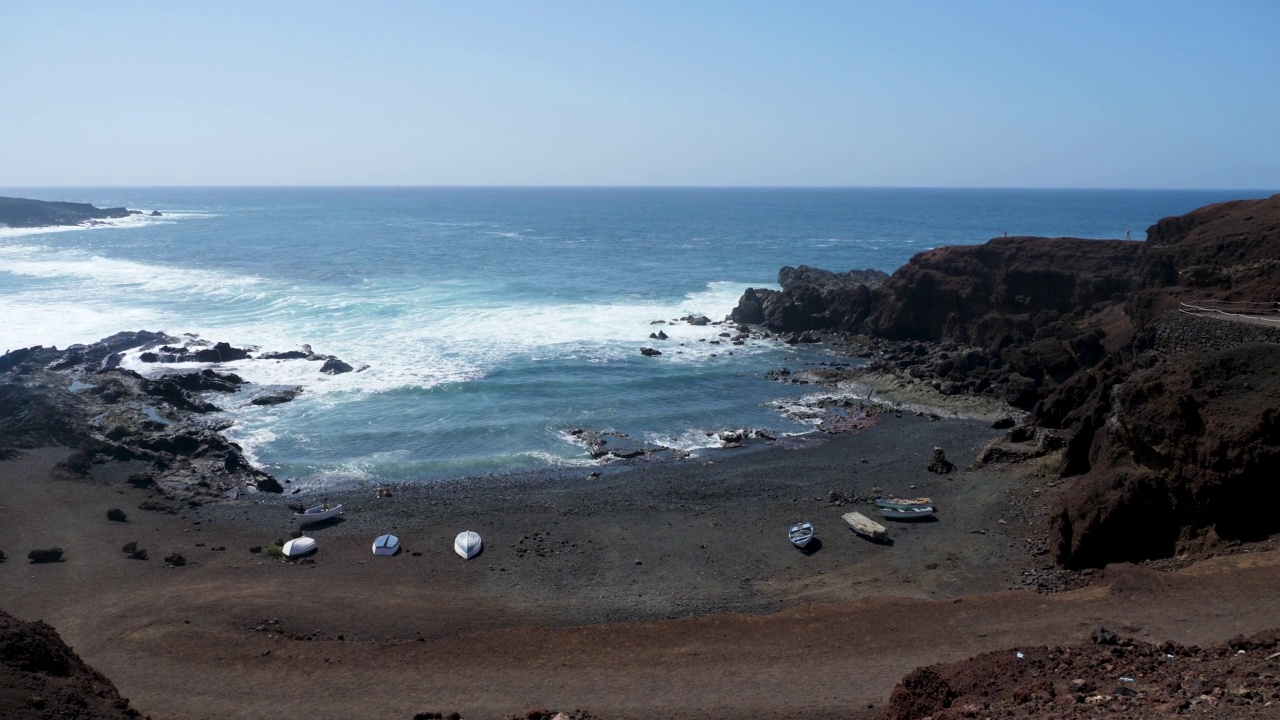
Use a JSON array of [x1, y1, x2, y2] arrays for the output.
[[0, 195, 158, 229], [727, 193, 1280, 569]]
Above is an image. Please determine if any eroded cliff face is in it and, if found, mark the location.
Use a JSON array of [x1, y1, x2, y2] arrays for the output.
[[1046, 194, 1280, 567], [734, 193, 1280, 568]]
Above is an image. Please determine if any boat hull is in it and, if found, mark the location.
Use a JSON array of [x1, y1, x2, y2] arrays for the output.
[[372, 534, 400, 556], [454, 531, 482, 559], [282, 536, 316, 558], [874, 497, 934, 511], [842, 511, 888, 542], [788, 521, 814, 549], [880, 507, 936, 521]]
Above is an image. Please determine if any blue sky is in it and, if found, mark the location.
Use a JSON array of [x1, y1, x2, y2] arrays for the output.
[[1, 1, 1276, 187]]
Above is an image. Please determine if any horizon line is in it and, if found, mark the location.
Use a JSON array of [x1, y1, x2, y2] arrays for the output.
[[2, 184, 1276, 193]]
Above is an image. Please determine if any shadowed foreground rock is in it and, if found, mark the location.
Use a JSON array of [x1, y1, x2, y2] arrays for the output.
[[0, 608, 143, 718], [881, 629, 1280, 720]]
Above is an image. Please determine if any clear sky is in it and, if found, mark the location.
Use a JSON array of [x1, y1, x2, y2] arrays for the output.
[[1, 1, 1276, 188]]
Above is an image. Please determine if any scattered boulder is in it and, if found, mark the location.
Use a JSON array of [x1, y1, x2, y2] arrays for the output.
[[927, 446, 955, 474], [0, 550, 5, 562], [648, 330, 669, 340], [1092, 626, 1119, 645], [164, 553, 186, 567], [319, 357, 354, 374], [27, 548, 63, 564], [106, 508, 128, 522], [250, 387, 303, 405], [192, 341, 250, 363], [680, 314, 711, 326], [150, 210, 162, 216], [990, 416, 1015, 429], [259, 349, 311, 360], [639, 347, 662, 357]]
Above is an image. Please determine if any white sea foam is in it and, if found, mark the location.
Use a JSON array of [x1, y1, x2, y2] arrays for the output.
[[1, 219, 787, 475]]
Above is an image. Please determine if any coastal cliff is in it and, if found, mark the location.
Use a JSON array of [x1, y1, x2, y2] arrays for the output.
[[0, 196, 149, 228], [734, 193, 1280, 568]]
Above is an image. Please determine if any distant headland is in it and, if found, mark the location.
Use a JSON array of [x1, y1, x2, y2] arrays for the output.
[[0, 196, 159, 229]]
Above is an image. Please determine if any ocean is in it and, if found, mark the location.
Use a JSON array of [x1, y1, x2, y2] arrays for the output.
[[0, 187, 1261, 486]]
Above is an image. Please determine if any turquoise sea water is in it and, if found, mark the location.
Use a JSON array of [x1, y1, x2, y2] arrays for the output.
[[0, 188, 1264, 484]]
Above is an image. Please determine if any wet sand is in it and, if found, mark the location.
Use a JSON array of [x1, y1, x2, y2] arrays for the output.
[[3, 415, 1279, 719]]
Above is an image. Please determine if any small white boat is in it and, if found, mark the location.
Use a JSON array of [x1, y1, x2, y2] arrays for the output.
[[843, 511, 888, 542], [788, 521, 814, 549], [874, 497, 934, 510], [281, 536, 316, 558], [293, 504, 343, 526], [372, 534, 400, 556], [880, 506, 936, 521], [454, 531, 482, 560]]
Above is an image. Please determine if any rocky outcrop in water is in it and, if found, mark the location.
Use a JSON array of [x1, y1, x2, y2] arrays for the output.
[[0, 196, 139, 228], [0, 332, 283, 498]]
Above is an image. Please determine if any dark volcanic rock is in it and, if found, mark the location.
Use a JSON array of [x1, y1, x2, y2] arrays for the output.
[[926, 446, 955, 474], [162, 369, 245, 393], [319, 357, 354, 374], [880, 629, 1280, 720], [1052, 342, 1280, 568], [27, 548, 63, 564], [192, 341, 251, 363], [778, 264, 889, 292], [639, 347, 662, 357], [106, 508, 128, 522], [0, 607, 143, 719], [259, 350, 311, 360], [250, 387, 303, 405]]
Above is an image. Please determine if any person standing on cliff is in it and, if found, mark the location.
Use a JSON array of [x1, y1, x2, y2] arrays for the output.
[[1125, 228, 1131, 240], [1003, 229, 1008, 238]]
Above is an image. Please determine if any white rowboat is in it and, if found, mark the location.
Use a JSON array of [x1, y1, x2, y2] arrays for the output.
[[293, 504, 343, 526], [372, 534, 400, 556], [454, 531, 482, 560], [282, 536, 317, 558]]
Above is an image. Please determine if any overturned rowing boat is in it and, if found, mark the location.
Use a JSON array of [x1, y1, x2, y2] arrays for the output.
[[454, 531, 482, 560], [372, 534, 400, 556], [842, 511, 888, 542], [282, 536, 317, 558]]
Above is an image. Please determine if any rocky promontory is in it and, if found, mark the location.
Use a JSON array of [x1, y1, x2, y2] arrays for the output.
[[733, 193, 1280, 569], [0, 196, 150, 228], [0, 331, 365, 502]]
